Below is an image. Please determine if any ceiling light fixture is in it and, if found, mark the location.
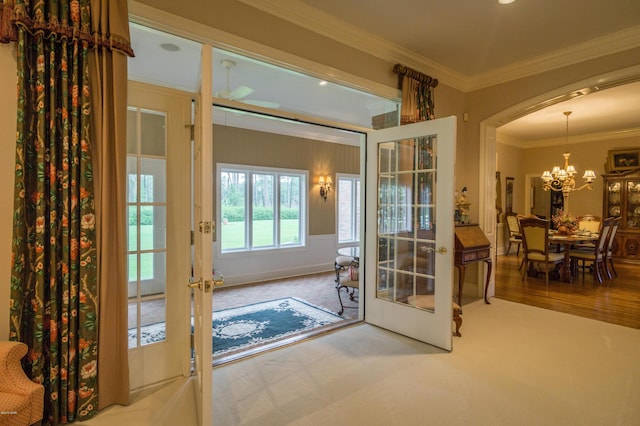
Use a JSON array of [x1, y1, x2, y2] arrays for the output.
[[540, 111, 596, 213], [160, 43, 180, 52], [498, 0, 516, 4]]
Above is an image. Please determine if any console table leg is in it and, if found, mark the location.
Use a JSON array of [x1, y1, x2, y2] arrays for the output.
[[484, 259, 492, 304]]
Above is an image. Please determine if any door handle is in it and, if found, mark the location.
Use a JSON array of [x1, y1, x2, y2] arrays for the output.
[[436, 247, 447, 254], [187, 277, 212, 292], [212, 274, 224, 288]]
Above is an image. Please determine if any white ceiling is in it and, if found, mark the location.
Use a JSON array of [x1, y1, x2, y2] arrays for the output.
[[129, 0, 640, 145]]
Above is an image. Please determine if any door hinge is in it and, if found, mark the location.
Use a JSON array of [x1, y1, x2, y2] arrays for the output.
[[186, 124, 195, 141], [199, 221, 214, 234], [190, 230, 195, 245]]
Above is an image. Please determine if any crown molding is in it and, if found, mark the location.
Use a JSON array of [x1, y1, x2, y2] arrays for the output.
[[501, 127, 640, 150], [238, 0, 640, 92], [470, 27, 640, 91]]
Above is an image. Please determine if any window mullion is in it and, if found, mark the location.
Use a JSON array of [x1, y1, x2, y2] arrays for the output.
[[247, 171, 253, 250]]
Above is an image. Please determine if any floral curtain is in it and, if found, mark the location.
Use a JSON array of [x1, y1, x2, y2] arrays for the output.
[[393, 64, 438, 124], [1, 0, 132, 423]]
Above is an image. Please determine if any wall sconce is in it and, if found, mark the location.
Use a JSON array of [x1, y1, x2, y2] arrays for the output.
[[319, 174, 332, 202]]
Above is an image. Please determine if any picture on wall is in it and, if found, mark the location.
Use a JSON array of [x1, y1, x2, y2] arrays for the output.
[[609, 149, 640, 172]]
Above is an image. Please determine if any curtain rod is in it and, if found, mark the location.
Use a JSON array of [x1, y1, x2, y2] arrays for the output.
[[393, 64, 438, 88]]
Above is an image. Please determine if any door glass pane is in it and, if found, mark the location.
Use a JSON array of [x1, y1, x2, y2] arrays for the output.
[[139, 206, 166, 251], [280, 175, 300, 245], [141, 111, 166, 156], [377, 136, 437, 311], [252, 173, 274, 247], [627, 181, 640, 228]]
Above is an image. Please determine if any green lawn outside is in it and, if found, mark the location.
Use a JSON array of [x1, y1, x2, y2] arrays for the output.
[[128, 220, 300, 280], [128, 225, 154, 280], [222, 219, 300, 250]]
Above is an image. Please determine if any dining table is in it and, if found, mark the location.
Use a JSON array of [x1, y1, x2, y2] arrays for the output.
[[548, 231, 599, 283]]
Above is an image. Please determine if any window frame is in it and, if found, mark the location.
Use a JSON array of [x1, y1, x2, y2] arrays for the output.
[[217, 163, 308, 254]]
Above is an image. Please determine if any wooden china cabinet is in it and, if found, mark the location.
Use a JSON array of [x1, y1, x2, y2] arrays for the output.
[[602, 167, 640, 262]]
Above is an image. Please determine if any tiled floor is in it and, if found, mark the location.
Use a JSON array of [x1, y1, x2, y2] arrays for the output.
[[212, 270, 359, 320]]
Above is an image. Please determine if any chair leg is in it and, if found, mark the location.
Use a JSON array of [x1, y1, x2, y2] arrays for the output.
[[337, 285, 346, 315], [594, 260, 604, 284], [607, 258, 618, 279], [453, 310, 462, 337], [545, 268, 549, 288], [507, 241, 512, 255], [516, 243, 520, 256]]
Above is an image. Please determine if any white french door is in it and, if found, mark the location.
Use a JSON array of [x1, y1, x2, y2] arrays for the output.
[[365, 117, 457, 351], [191, 44, 214, 426], [127, 82, 192, 388]]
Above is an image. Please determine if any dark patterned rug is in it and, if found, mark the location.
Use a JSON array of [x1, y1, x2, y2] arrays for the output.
[[212, 297, 343, 355], [129, 297, 344, 354]]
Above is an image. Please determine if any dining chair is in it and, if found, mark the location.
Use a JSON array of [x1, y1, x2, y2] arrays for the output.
[[336, 259, 359, 315], [505, 212, 522, 256], [605, 217, 621, 279], [520, 217, 564, 287], [569, 217, 613, 284], [577, 215, 601, 233], [573, 215, 602, 250]]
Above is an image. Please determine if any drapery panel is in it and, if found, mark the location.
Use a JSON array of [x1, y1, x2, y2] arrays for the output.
[[393, 64, 438, 124], [89, 0, 132, 409], [1, 0, 132, 422]]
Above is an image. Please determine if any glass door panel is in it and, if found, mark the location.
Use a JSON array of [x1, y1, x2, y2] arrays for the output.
[[366, 118, 456, 351]]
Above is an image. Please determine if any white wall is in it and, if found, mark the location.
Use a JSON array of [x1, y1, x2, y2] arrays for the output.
[[215, 234, 338, 286], [0, 44, 17, 340]]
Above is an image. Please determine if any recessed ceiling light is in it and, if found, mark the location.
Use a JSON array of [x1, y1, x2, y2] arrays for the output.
[[498, 0, 516, 4], [160, 43, 180, 52], [319, 81, 328, 86]]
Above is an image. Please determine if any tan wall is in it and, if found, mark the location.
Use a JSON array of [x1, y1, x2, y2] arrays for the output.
[[496, 143, 525, 215], [213, 125, 360, 236], [0, 44, 17, 340]]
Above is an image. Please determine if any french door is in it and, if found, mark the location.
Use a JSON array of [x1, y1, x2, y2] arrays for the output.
[[365, 117, 456, 351], [191, 44, 214, 426], [127, 82, 192, 388]]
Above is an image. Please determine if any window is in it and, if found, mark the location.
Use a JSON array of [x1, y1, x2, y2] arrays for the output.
[[337, 174, 360, 244], [219, 164, 306, 252]]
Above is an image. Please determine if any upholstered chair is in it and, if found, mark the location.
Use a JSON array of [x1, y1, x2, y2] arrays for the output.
[[0, 341, 44, 426]]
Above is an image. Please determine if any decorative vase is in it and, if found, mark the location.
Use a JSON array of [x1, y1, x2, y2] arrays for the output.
[[557, 225, 574, 235]]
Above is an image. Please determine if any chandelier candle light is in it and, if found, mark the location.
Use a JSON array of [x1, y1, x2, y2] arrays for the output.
[[540, 111, 596, 213]]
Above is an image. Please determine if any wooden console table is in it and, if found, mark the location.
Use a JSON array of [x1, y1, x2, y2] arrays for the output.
[[454, 224, 492, 305]]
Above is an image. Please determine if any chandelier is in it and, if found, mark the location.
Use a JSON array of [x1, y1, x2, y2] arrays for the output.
[[540, 111, 596, 209]]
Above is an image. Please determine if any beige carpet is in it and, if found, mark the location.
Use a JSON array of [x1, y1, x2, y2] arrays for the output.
[[81, 298, 640, 425]]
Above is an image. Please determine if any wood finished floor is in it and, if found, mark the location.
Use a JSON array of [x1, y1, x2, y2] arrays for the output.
[[495, 252, 640, 329]]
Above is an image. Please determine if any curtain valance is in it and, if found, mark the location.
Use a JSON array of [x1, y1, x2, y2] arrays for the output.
[[0, 0, 133, 56]]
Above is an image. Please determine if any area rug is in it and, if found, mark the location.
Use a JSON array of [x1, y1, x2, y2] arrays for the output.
[[212, 297, 343, 355], [128, 297, 343, 355]]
